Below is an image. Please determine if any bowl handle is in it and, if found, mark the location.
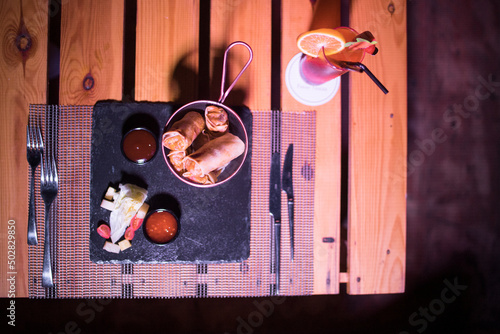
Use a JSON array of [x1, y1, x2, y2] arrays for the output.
[[218, 41, 253, 104]]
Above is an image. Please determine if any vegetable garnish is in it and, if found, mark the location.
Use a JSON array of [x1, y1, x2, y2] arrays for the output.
[[344, 31, 378, 55], [109, 184, 148, 243], [124, 226, 135, 241], [97, 224, 111, 239], [130, 216, 144, 231], [98, 184, 149, 253]]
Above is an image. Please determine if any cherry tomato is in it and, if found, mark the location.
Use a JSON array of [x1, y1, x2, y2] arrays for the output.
[[130, 217, 144, 231], [124, 226, 135, 240], [97, 224, 111, 239]]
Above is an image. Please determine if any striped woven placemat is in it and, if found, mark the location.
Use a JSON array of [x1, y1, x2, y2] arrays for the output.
[[28, 104, 316, 298]]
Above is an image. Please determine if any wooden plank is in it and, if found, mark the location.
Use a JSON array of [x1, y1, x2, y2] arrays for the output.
[[347, 0, 407, 294], [134, 1, 200, 296], [210, 0, 272, 110], [281, 0, 342, 295], [135, 0, 199, 102], [0, 0, 48, 297], [60, 0, 124, 105], [209, 0, 272, 295]]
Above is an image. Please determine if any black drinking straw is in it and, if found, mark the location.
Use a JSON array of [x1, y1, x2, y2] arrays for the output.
[[320, 47, 389, 94], [341, 61, 389, 94], [356, 62, 389, 94]]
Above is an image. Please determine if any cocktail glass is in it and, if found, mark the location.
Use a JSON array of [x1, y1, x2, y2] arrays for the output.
[[299, 27, 388, 94], [299, 27, 363, 84]]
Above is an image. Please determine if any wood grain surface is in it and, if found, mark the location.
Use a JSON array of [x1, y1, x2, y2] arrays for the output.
[[133, 0, 200, 298], [59, 0, 124, 105], [135, 0, 199, 103], [281, 0, 342, 295], [0, 0, 48, 298], [2, 1, 499, 332], [347, 0, 407, 294], [0, 0, 407, 297], [210, 0, 272, 110]]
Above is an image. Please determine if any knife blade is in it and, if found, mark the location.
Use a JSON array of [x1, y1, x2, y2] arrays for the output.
[[269, 152, 281, 295], [282, 144, 294, 260]]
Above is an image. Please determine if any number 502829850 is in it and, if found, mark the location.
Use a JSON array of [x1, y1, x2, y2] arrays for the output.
[[7, 220, 15, 267]]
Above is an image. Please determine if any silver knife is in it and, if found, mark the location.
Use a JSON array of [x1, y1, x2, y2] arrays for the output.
[[269, 152, 281, 295], [282, 144, 294, 260]]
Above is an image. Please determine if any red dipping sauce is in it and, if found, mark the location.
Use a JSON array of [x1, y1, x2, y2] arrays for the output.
[[122, 128, 157, 164], [144, 210, 178, 244]]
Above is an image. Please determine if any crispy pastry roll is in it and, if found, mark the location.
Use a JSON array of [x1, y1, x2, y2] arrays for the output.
[[162, 111, 205, 151], [183, 132, 245, 177], [205, 105, 229, 134], [183, 169, 222, 185], [168, 150, 188, 173], [191, 130, 212, 152]]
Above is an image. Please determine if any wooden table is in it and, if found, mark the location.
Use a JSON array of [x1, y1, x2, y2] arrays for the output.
[[0, 0, 406, 297]]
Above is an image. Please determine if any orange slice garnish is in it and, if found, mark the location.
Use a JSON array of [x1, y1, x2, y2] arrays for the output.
[[296, 28, 346, 57]]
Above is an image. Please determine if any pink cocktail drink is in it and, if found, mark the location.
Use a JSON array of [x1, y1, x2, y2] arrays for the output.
[[299, 27, 366, 85]]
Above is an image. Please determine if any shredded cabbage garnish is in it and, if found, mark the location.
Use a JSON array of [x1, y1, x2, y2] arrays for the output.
[[109, 183, 147, 243]]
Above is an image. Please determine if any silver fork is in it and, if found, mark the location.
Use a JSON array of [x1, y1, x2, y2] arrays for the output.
[[26, 117, 44, 245], [40, 151, 58, 288]]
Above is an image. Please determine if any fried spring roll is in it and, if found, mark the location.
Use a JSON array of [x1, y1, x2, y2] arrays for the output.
[[183, 132, 245, 177], [162, 111, 205, 151], [183, 169, 221, 185], [205, 106, 229, 134], [191, 130, 212, 151], [168, 150, 188, 173]]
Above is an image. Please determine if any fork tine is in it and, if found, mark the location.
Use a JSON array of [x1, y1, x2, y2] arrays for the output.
[[47, 154, 52, 181], [33, 121, 39, 149], [27, 114, 33, 148], [40, 154, 45, 183], [26, 113, 42, 150], [26, 124, 31, 148], [52, 156, 58, 182], [30, 114, 35, 144], [42, 148, 48, 183], [37, 125, 44, 151]]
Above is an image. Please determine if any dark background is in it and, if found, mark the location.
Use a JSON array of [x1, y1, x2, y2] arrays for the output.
[[4, 0, 500, 333]]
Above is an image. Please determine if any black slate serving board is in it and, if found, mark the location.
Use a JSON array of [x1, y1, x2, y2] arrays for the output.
[[89, 101, 252, 263]]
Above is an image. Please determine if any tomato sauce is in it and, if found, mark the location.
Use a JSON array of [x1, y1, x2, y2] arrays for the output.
[[144, 210, 178, 244], [122, 128, 157, 164]]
